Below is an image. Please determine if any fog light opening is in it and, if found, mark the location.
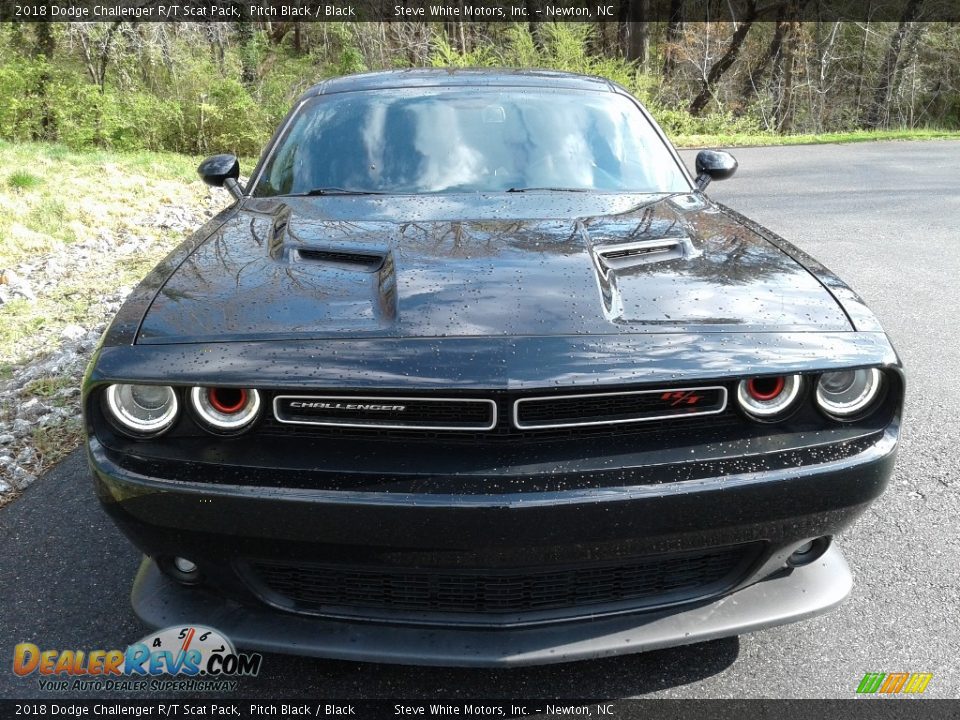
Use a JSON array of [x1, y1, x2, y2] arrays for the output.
[[165, 556, 203, 586], [787, 537, 831, 567], [173, 557, 197, 574]]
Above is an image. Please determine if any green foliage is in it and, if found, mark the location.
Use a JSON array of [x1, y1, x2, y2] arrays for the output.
[[652, 104, 764, 138], [430, 32, 498, 68], [25, 198, 68, 238], [429, 24, 653, 102], [0, 57, 48, 140], [6, 170, 41, 191], [23, 375, 74, 399], [324, 24, 368, 76], [500, 24, 539, 67], [0, 21, 954, 155], [0, 141, 208, 364]]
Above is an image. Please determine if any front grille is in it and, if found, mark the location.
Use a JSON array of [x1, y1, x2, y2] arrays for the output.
[[260, 407, 743, 446], [514, 386, 727, 429], [267, 383, 733, 437], [245, 545, 755, 625], [273, 395, 496, 430]]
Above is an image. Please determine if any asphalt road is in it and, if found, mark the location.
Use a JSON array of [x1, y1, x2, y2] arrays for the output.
[[1, 141, 958, 700]]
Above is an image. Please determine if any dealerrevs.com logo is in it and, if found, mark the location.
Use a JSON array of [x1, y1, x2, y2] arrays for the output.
[[13, 625, 262, 692]]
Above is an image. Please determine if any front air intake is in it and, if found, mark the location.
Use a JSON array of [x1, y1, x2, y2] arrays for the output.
[[296, 248, 385, 271], [594, 237, 696, 270]]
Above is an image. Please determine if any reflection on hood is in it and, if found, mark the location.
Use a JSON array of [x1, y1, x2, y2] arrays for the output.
[[137, 193, 851, 345]]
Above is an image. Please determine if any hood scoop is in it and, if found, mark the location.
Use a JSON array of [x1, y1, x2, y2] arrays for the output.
[[260, 207, 388, 272], [297, 247, 386, 272], [594, 236, 699, 271], [137, 194, 854, 345]]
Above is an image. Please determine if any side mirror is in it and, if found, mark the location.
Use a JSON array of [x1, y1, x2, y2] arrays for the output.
[[198, 154, 243, 199], [694, 150, 738, 191]]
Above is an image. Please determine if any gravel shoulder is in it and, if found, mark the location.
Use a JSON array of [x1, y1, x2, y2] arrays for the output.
[[0, 143, 228, 501]]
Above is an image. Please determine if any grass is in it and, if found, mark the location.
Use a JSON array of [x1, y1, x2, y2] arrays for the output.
[[6, 170, 42, 191], [672, 127, 960, 148], [31, 418, 83, 471], [23, 375, 75, 399], [0, 142, 218, 365]]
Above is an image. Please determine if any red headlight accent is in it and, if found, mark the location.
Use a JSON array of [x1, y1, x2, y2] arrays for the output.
[[208, 388, 248, 414], [746, 376, 785, 402]]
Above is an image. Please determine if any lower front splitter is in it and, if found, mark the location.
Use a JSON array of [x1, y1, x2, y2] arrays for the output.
[[130, 546, 852, 667]]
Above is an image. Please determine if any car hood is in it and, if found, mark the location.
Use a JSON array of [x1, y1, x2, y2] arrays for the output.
[[136, 193, 852, 344]]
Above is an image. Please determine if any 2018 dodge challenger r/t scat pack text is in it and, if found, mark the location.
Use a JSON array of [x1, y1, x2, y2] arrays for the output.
[[84, 69, 902, 666]]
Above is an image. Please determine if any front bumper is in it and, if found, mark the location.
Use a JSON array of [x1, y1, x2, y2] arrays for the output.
[[131, 546, 852, 667], [90, 419, 897, 664]]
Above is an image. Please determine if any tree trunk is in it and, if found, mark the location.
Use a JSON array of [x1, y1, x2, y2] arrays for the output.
[[457, 1, 466, 53], [236, 20, 258, 86], [774, 19, 800, 131], [33, 7, 56, 141], [863, 0, 924, 128], [662, 0, 684, 78], [34, 19, 55, 60], [689, 1, 759, 117], [898, 23, 926, 127], [854, 2, 873, 118], [738, 10, 787, 107], [617, 0, 649, 63], [627, 22, 650, 65], [525, 0, 542, 49]]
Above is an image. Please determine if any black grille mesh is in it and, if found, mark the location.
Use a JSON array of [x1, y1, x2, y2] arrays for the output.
[[261, 405, 741, 445], [516, 388, 725, 426], [248, 546, 750, 619], [264, 384, 739, 443], [275, 396, 493, 428]]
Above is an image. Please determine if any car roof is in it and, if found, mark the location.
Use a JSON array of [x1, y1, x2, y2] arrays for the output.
[[299, 68, 619, 99]]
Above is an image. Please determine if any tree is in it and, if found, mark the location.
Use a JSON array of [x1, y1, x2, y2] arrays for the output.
[[73, 21, 124, 92], [663, 0, 685, 78], [32, 6, 57, 140], [688, 1, 760, 116], [619, 0, 650, 64], [863, 0, 925, 128]]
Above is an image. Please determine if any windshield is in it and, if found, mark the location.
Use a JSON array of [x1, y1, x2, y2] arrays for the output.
[[252, 88, 690, 196]]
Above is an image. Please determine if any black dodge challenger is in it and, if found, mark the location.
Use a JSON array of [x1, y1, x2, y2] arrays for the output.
[[84, 69, 902, 666]]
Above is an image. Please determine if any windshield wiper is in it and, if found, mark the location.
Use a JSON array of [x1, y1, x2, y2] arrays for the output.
[[506, 187, 595, 193], [295, 188, 387, 196]]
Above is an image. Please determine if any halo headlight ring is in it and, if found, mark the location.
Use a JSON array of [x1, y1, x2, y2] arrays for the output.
[[816, 368, 884, 421], [104, 384, 179, 437], [737, 374, 803, 421], [190, 386, 261, 433]]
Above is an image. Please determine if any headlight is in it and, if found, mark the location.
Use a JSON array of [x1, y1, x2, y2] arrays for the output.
[[737, 374, 803, 420], [816, 368, 883, 419], [190, 387, 261, 432], [104, 384, 179, 436]]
